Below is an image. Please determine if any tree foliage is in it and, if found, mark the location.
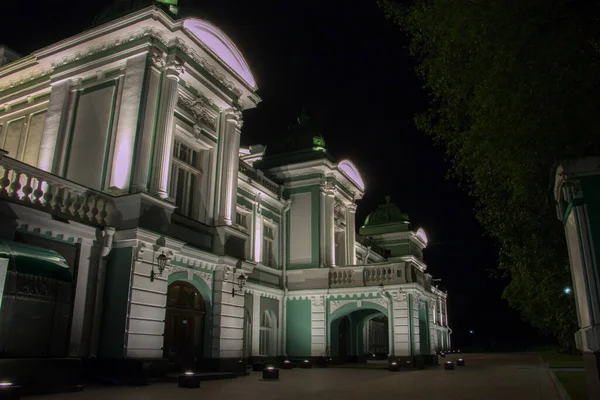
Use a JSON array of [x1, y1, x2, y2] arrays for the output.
[[379, 0, 600, 346]]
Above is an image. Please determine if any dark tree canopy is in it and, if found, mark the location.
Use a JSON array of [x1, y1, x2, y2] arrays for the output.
[[379, 0, 600, 346]]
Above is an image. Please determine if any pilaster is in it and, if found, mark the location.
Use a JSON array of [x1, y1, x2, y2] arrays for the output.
[[131, 49, 164, 192], [37, 80, 71, 173], [321, 182, 335, 267], [215, 109, 242, 226], [411, 293, 421, 355], [109, 52, 148, 193], [68, 239, 95, 357], [212, 267, 246, 358], [391, 290, 410, 356], [346, 203, 357, 265], [150, 55, 183, 199], [310, 295, 326, 356], [251, 291, 260, 356], [252, 198, 263, 263]]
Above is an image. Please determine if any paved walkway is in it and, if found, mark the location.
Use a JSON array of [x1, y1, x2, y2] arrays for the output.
[[29, 353, 561, 400]]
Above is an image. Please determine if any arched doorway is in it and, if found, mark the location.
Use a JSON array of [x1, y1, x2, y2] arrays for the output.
[[164, 281, 205, 368], [337, 316, 351, 360]]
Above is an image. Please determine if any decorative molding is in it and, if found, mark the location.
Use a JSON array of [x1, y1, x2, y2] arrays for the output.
[[329, 299, 355, 314], [0, 69, 52, 94], [178, 97, 217, 130], [311, 295, 325, 307], [224, 108, 243, 129], [364, 297, 388, 309], [135, 241, 147, 260], [149, 48, 166, 69], [192, 270, 213, 288]]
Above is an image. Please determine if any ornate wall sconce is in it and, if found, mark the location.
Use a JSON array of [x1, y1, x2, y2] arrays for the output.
[[150, 252, 169, 282], [225, 260, 247, 297]]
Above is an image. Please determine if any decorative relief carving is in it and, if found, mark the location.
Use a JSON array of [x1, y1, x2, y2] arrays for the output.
[[319, 182, 336, 196], [0, 69, 52, 93], [329, 299, 354, 314], [135, 242, 147, 260], [311, 295, 325, 307], [150, 48, 166, 69], [391, 290, 407, 303], [365, 297, 388, 309], [164, 57, 185, 77], [168, 265, 188, 276], [178, 97, 217, 130], [225, 108, 243, 129], [192, 270, 213, 288]]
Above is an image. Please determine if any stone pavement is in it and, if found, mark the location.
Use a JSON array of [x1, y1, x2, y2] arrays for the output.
[[29, 353, 561, 400]]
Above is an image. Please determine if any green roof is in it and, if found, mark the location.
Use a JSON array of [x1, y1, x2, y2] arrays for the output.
[[0, 240, 72, 282], [359, 196, 410, 236]]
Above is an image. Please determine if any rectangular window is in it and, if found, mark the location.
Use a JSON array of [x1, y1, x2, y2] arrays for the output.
[[170, 140, 203, 218], [263, 224, 276, 267], [236, 212, 248, 229]]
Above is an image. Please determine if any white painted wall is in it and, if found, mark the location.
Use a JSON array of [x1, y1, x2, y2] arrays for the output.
[[289, 192, 312, 264]]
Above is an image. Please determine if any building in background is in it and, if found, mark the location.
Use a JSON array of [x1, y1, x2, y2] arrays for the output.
[[0, 2, 450, 388]]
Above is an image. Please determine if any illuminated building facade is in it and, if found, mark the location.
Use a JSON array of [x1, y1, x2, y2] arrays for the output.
[[0, 3, 450, 382]]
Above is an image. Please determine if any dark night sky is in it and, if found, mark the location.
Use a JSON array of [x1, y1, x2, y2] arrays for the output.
[[1, 0, 544, 349]]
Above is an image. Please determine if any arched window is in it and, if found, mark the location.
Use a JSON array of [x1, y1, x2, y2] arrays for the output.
[[259, 310, 277, 356], [167, 281, 205, 310]]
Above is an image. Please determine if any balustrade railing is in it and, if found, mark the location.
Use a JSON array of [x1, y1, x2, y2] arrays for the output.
[[329, 263, 404, 288], [0, 150, 117, 227], [238, 160, 281, 195]]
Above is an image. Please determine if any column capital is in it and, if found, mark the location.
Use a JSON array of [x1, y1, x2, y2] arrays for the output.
[[164, 56, 185, 78], [224, 108, 244, 129], [149, 48, 166, 69], [347, 203, 357, 213]]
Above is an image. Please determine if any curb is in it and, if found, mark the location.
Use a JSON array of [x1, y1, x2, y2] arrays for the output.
[[547, 366, 572, 400]]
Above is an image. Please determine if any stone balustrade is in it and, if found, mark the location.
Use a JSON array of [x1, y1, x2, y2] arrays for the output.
[[238, 160, 282, 196], [329, 263, 405, 288], [0, 150, 117, 227]]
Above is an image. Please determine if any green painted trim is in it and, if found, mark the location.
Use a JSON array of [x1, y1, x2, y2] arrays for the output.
[[81, 79, 117, 95], [238, 187, 254, 200], [261, 208, 280, 224], [147, 70, 164, 189], [174, 109, 196, 127], [260, 200, 280, 215], [100, 79, 120, 191], [279, 173, 324, 183], [563, 198, 585, 225], [237, 195, 253, 210]]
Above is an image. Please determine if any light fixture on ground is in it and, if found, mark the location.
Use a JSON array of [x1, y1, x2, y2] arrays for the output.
[[300, 359, 312, 369], [389, 361, 399, 372], [178, 371, 200, 388], [444, 361, 455, 371], [457, 358, 465, 367], [281, 360, 292, 369], [253, 362, 265, 371], [150, 252, 168, 282], [262, 366, 279, 381], [224, 260, 247, 297]]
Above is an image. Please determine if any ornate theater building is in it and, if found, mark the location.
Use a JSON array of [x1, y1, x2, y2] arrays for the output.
[[0, 0, 450, 387]]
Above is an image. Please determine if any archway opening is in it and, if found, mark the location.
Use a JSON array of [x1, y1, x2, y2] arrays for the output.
[[330, 307, 388, 363], [259, 310, 277, 357], [164, 281, 206, 369]]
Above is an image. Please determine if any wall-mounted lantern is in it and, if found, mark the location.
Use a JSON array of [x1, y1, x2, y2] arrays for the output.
[[150, 252, 169, 282]]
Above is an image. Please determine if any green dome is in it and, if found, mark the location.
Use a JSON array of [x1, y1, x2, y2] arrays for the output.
[[362, 196, 409, 227]]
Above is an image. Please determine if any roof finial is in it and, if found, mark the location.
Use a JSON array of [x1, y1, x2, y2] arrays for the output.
[[385, 194, 392, 204]]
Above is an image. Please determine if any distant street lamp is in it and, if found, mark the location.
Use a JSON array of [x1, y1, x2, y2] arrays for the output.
[[564, 287, 572, 295], [469, 330, 474, 335]]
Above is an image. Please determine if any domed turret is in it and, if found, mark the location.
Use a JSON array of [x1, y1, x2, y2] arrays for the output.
[[360, 196, 410, 236]]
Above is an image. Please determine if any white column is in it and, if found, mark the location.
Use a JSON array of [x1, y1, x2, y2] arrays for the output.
[[346, 203, 357, 264], [323, 184, 335, 266], [37, 80, 72, 172], [252, 291, 261, 356], [131, 51, 163, 192], [68, 239, 94, 357], [253, 199, 263, 263], [411, 294, 421, 355], [215, 110, 242, 225], [150, 56, 184, 199], [278, 297, 284, 355], [319, 184, 327, 267], [0, 258, 8, 311], [444, 299, 449, 327]]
